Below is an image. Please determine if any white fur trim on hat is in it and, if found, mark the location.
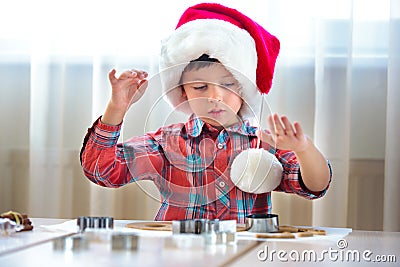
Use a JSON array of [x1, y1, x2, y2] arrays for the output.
[[159, 19, 262, 118]]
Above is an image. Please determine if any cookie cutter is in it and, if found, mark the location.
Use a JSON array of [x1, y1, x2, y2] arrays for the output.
[[172, 219, 236, 245], [53, 235, 89, 251], [111, 233, 139, 251], [245, 214, 279, 233], [77, 216, 114, 232], [172, 219, 206, 234], [172, 219, 236, 234]]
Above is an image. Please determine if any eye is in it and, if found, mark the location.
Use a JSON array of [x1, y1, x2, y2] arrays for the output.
[[193, 84, 207, 90], [222, 83, 235, 87]]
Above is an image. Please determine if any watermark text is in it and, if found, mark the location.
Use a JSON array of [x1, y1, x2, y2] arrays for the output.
[[257, 239, 397, 263]]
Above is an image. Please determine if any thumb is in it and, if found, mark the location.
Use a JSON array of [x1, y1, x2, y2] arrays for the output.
[[108, 69, 117, 85], [256, 129, 276, 147]]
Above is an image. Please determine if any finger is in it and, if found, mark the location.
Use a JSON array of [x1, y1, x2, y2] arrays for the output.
[[138, 79, 148, 90], [132, 87, 146, 102], [108, 69, 117, 85], [129, 80, 149, 105], [281, 116, 295, 135], [138, 71, 148, 79], [136, 81, 147, 96], [119, 70, 137, 79], [293, 122, 304, 137], [130, 69, 148, 79], [273, 114, 285, 135]]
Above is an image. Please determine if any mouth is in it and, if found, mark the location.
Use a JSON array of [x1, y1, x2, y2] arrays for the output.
[[208, 109, 225, 116]]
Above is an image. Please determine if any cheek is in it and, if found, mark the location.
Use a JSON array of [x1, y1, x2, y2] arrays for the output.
[[183, 89, 201, 100], [187, 98, 208, 111], [230, 96, 243, 112]]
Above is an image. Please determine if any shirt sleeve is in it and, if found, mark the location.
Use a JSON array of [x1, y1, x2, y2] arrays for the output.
[[80, 117, 164, 188], [274, 149, 332, 199]]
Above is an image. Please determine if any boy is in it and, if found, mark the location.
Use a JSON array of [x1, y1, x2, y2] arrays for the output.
[[80, 3, 331, 223]]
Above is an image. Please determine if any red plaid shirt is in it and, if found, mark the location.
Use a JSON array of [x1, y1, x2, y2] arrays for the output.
[[80, 115, 331, 223]]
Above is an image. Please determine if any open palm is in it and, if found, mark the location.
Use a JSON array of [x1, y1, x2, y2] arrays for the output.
[[257, 114, 309, 153]]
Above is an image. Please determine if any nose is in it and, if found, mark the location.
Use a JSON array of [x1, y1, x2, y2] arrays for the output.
[[207, 83, 224, 103]]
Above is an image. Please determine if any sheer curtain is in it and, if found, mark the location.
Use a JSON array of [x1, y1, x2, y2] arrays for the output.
[[0, 0, 398, 231]]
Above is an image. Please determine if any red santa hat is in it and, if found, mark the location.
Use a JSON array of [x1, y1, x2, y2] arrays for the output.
[[160, 3, 280, 118]]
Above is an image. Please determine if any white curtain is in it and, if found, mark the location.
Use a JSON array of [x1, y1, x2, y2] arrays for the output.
[[384, 0, 400, 231], [1, 0, 399, 231]]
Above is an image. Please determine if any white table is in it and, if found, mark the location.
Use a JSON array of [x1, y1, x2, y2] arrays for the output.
[[0, 218, 398, 266]]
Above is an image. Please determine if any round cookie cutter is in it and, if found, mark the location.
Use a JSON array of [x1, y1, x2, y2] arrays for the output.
[[245, 214, 279, 233], [172, 219, 236, 234]]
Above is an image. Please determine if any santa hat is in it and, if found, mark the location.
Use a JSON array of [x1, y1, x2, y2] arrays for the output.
[[159, 3, 280, 118]]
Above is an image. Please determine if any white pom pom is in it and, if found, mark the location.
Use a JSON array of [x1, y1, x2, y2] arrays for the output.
[[230, 148, 282, 194]]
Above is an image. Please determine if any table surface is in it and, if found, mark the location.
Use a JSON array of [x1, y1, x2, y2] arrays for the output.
[[0, 218, 399, 266]]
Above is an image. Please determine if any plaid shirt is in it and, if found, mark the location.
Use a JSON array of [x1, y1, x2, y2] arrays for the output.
[[80, 115, 331, 224]]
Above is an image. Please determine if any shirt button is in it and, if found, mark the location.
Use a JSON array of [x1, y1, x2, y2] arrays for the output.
[[217, 143, 224, 149], [219, 181, 226, 187]]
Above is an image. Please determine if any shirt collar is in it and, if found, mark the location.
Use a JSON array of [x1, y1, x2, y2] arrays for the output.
[[184, 114, 257, 138]]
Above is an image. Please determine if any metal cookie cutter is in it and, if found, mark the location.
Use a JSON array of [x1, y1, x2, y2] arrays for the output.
[[245, 214, 279, 233], [172, 219, 207, 234], [172, 219, 237, 245], [53, 235, 89, 251], [77, 216, 114, 232], [172, 219, 236, 235], [111, 233, 139, 251]]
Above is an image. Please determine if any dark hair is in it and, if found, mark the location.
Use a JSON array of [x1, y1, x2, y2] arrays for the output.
[[185, 54, 220, 71], [179, 54, 220, 87]]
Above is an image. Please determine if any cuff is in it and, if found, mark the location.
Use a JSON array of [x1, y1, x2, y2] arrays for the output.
[[96, 116, 122, 134], [80, 116, 122, 164]]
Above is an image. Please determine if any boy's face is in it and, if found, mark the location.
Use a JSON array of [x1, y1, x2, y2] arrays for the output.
[[181, 63, 243, 128]]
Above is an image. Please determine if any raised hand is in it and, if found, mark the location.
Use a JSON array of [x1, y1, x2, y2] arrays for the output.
[[102, 69, 148, 126], [257, 113, 309, 153], [257, 113, 331, 192], [108, 69, 148, 110]]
